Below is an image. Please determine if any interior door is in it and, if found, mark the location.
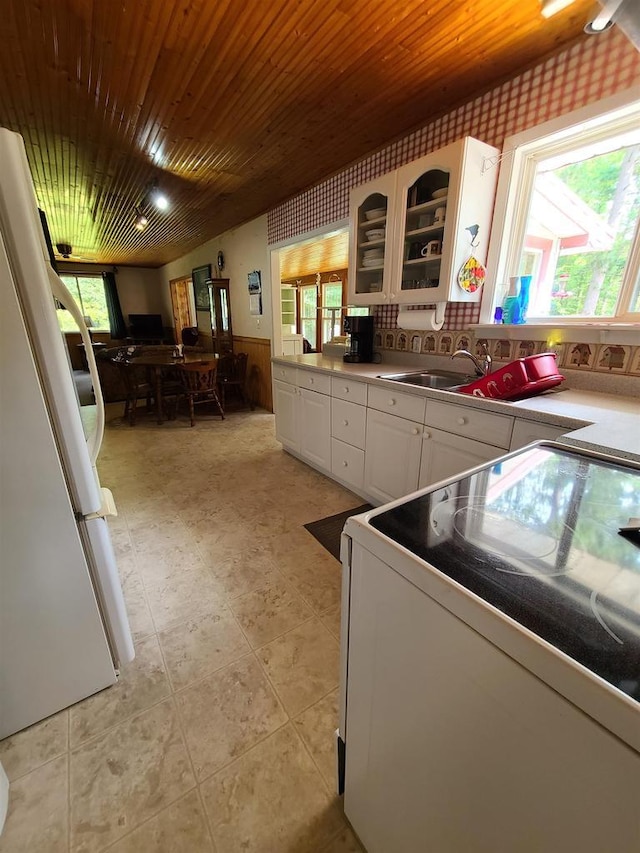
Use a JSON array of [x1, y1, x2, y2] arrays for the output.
[[170, 277, 194, 344]]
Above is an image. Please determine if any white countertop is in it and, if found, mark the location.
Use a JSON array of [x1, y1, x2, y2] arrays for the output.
[[272, 354, 640, 461]]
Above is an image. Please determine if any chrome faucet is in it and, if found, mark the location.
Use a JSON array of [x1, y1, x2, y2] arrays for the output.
[[451, 344, 492, 377]]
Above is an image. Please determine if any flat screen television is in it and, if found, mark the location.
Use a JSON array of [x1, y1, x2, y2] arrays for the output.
[[128, 313, 164, 339]]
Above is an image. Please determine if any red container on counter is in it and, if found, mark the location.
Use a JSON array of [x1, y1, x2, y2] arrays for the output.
[[457, 352, 564, 401]]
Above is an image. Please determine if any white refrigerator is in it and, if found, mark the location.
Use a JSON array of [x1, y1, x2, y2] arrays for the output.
[[0, 127, 134, 741]]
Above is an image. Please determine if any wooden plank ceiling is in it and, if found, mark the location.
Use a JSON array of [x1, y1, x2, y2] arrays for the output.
[[0, 0, 594, 267], [280, 230, 349, 280]]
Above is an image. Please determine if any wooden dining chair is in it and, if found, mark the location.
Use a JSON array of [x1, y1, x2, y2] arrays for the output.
[[217, 352, 253, 409], [115, 361, 154, 426], [177, 361, 225, 426]]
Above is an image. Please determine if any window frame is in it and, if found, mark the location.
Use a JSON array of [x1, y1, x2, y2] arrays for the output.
[[58, 273, 110, 332], [481, 89, 640, 334]]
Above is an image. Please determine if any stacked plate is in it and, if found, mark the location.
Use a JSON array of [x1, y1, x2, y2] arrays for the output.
[[362, 247, 383, 267], [365, 228, 385, 241], [364, 207, 386, 221]]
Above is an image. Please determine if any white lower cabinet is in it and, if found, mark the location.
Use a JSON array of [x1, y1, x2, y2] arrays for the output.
[[274, 364, 576, 505], [298, 387, 332, 471], [332, 398, 367, 449], [364, 409, 423, 504], [510, 418, 568, 450], [418, 427, 503, 490], [273, 379, 299, 451], [332, 438, 365, 490]]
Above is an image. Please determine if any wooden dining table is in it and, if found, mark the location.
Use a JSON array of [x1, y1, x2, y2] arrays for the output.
[[126, 351, 218, 424]]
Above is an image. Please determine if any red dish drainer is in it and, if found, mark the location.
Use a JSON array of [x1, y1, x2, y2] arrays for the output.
[[456, 353, 565, 401]]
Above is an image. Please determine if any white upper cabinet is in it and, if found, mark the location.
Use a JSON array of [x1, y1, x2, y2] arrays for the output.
[[348, 137, 499, 307], [348, 171, 397, 306]]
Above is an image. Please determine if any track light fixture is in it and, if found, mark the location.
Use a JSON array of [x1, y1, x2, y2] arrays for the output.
[[584, 0, 623, 33], [150, 187, 169, 211], [134, 208, 148, 231], [132, 183, 170, 231]]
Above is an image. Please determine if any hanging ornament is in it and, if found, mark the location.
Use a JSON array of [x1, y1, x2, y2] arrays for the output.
[[457, 224, 486, 293]]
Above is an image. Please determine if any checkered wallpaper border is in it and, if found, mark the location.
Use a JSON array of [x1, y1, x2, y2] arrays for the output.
[[268, 27, 639, 247]]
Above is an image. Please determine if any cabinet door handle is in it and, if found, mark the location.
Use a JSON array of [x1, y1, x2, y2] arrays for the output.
[[343, 387, 349, 394], [342, 460, 348, 467], [388, 398, 396, 406], [411, 427, 419, 435], [309, 378, 314, 384], [423, 431, 431, 440], [457, 417, 467, 425], [343, 419, 349, 426]]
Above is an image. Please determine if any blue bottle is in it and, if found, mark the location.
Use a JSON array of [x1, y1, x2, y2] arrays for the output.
[[518, 275, 532, 322]]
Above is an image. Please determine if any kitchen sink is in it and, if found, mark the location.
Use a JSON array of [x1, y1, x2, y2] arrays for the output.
[[378, 370, 476, 390]]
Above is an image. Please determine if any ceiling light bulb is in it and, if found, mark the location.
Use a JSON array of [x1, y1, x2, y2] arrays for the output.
[[540, 0, 577, 18], [151, 190, 169, 210], [134, 210, 148, 231]]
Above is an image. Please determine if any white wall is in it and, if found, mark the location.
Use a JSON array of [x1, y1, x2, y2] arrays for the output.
[[58, 262, 166, 325], [157, 215, 272, 341]]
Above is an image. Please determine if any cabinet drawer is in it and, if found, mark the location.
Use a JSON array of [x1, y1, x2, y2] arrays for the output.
[[332, 399, 366, 449], [331, 377, 368, 406], [331, 438, 365, 490], [297, 369, 332, 395], [272, 364, 298, 385], [425, 400, 513, 449], [368, 384, 426, 422], [510, 418, 568, 451]]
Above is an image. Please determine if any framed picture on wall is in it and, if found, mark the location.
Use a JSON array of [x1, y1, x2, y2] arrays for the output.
[[193, 264, 212, 311]]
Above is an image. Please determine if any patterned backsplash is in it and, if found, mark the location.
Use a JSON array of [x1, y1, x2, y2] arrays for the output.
[[371, 320, 640, 378]]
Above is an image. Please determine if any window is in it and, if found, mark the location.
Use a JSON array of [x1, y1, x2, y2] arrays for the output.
[[285, 274, 368, 351], [485, 95, 640, 326], [300, 284, 318, 347], [321, 281, 344, 345], [57, 274, 109, 332]]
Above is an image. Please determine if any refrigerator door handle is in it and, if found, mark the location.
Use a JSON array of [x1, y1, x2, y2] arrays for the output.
[[48, 267, 105, 465], [84, 487, 118, 521]]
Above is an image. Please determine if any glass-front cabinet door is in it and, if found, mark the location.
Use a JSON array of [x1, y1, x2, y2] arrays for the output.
[[348, 171, 397, 306], [392, 143, 461, 305], [392, 137, 500, 305]]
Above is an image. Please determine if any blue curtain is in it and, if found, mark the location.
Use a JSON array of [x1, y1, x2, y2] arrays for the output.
[[102, 271, 127, 339]]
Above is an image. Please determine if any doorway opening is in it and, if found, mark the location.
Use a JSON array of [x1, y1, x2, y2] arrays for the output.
[[271, 225, 366, 356]]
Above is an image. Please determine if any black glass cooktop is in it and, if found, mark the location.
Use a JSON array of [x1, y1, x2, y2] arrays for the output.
[[370, 445, 640, 703]]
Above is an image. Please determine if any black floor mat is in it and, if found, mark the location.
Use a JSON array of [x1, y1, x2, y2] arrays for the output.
[[304, 504, 373, 562]]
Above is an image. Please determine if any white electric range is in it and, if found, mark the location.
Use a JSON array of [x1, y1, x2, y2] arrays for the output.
[[338, 442, 640, 853]]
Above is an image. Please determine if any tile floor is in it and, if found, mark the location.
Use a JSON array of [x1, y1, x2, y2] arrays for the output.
[[0, 404, 366, 852]]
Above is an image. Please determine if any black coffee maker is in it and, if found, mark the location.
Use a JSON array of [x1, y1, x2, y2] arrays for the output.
[[344, 315, 375, 363]]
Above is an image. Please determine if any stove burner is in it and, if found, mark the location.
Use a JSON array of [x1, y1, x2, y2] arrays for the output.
[[452, 504, 560, 564]]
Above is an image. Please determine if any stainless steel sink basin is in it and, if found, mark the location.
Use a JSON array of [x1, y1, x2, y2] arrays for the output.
[[378, 370, 475, 390]]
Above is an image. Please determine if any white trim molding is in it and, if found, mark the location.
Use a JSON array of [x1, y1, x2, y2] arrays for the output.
[[482, 87, 640, 327]]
